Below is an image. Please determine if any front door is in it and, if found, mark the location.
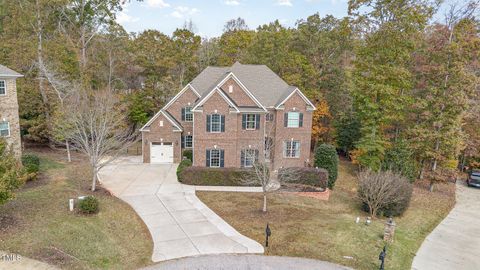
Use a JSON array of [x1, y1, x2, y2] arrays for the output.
[[150, 142, 174, 163]]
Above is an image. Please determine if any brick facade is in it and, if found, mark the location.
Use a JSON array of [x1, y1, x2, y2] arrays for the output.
[[0, 78, 22, 158], [142, 113, 182, 163], [141, 65, 314, 170], [219, 78, 258, 107]]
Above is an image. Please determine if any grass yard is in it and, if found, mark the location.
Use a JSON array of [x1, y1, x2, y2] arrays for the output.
[[197, 159, 455, 270], [0, 148, 153, 270]]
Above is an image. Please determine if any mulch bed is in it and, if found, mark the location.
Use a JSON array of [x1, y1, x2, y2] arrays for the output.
[[279, 183, 330, 201]]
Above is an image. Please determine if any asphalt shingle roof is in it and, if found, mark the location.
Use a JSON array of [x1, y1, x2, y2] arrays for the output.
[[0, 64, 23, 77], [190, 62, 295, 107]]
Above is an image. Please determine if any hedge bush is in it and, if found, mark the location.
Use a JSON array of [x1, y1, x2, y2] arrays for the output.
[[178, 166, 258, 186], [21, 154, 40, 181], [183, 150, 193, 161], [176, 159, 192, 178], [314, 144, 339, 189], [78, 196, 99, 214], [278, 167, 328, 189]]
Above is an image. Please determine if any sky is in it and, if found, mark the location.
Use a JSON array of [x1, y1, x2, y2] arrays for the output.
[[117, 0, 349, 37], [116, 0, 462, 38]]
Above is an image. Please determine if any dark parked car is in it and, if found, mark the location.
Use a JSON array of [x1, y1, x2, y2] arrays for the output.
[[467, 170, 480, 188]]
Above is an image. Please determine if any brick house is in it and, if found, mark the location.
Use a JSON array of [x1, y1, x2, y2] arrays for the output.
[[140, 62, 315, 170], [0, 64, 23, 158]]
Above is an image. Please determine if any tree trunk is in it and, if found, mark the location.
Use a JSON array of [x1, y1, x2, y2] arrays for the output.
[[418, 159, 425, 180], [35, 0, 54, 148], [66, 139, 71, 162], [429, 181, 434, 192], [262, 193, 267, 213], [91, 167, 97, 191]]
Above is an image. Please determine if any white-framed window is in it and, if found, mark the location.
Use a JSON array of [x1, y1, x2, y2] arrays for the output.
[[287, 112, 300, 128], [0, 121, 10, 137], [284, 140, 300, 158], [185, 135, 193, 148], [0, 80, 5, 96], [210, 114, 221, 133], [243, 149, 258, 167], [210, 149, 221, 167], [184, 107, 193, 122], [246, 114, 256, 130], [159, 120, 164, 127]]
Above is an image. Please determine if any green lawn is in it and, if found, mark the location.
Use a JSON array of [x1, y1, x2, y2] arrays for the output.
[[0, 148, 153, 270], [197, 159, 455, 270]]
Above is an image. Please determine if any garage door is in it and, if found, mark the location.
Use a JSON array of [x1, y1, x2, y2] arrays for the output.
[[150, 142, 174, 163]]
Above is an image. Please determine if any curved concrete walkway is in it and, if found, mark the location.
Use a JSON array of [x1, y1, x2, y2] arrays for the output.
[[412, 181, 480, 270], [142, 254, 353, 270], [98, 157, 264, 262]]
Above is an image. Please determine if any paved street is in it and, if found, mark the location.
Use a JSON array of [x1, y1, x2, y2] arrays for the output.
[[98, 157, 264, 262], [412, 181, 480, 270], [142, 254, 353, 270]]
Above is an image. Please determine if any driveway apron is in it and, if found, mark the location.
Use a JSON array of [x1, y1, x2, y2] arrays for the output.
[[98, 157, 264, 262], [412, 182, 480, 270]]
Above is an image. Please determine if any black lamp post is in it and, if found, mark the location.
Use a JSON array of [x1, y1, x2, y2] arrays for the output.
[[379, 245, 386, 270], [265, 223, 271, 247]]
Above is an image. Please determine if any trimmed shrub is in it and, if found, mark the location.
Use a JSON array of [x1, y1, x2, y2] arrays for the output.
[[314, 144, 339, 189], [78, 196, 99, 214], [22, 154, 40, 174], [358, 170, 413, 217], [178, 166, 258, 186], [278, 167, 328, 189], [176, 159, 192, 178], [183, 150, 193, 161]]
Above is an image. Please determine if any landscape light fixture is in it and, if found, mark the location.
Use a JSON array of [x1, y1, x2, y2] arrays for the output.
[[265, 223, 271, 247]]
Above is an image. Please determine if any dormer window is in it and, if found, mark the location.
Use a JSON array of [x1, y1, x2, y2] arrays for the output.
[[228, 85, 233, 93], [0, 80, 5, 96]]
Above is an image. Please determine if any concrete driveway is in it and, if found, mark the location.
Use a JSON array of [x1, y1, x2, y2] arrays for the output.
[[98, 157, 263, 262], [142, 254, 353, 270], [412, 181, 480, 270]]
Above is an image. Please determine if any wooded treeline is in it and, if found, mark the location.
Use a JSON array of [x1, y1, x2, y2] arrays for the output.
[[0, 0, 478, 187]]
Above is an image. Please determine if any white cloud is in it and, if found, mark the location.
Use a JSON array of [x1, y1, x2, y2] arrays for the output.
[[117, 11, 139, 23], [276, 0, 293, 6], [146, 0, 170, 8], [171, 6, 199, 19], [224, 0, 240, 5], [116, 4, 139, 24]]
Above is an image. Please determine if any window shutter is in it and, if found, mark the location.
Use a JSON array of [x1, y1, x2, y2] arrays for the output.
[[241, 150, 245, 168], [284, 113, 288, 127], [206, 115, 211, 132], [181, 136, 185, 148], [206, 150, 210, 167], [255, 114, 260, 130], [299, 113, 303, 127], [242, 114, 246, 130], [181, 108, 185, 121], [255, 150, 259, 163], [221, 115, 225, 132], [220, 150, 225, 167]]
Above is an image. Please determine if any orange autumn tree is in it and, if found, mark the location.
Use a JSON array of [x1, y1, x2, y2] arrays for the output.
[[311, 100, 334, 149]]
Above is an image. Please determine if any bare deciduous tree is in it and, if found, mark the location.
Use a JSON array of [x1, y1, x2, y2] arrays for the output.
[[240, 126, 280, 212], [357, 170, 413, 218], [64, 89, 138, 191]]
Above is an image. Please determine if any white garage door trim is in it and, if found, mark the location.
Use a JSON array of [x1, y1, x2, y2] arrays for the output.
[[150, 142, 174, 164]]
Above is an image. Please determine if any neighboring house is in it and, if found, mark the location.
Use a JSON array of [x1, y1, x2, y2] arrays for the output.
[[140, 62, 315, 170], [0, 64, 23, 158]]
